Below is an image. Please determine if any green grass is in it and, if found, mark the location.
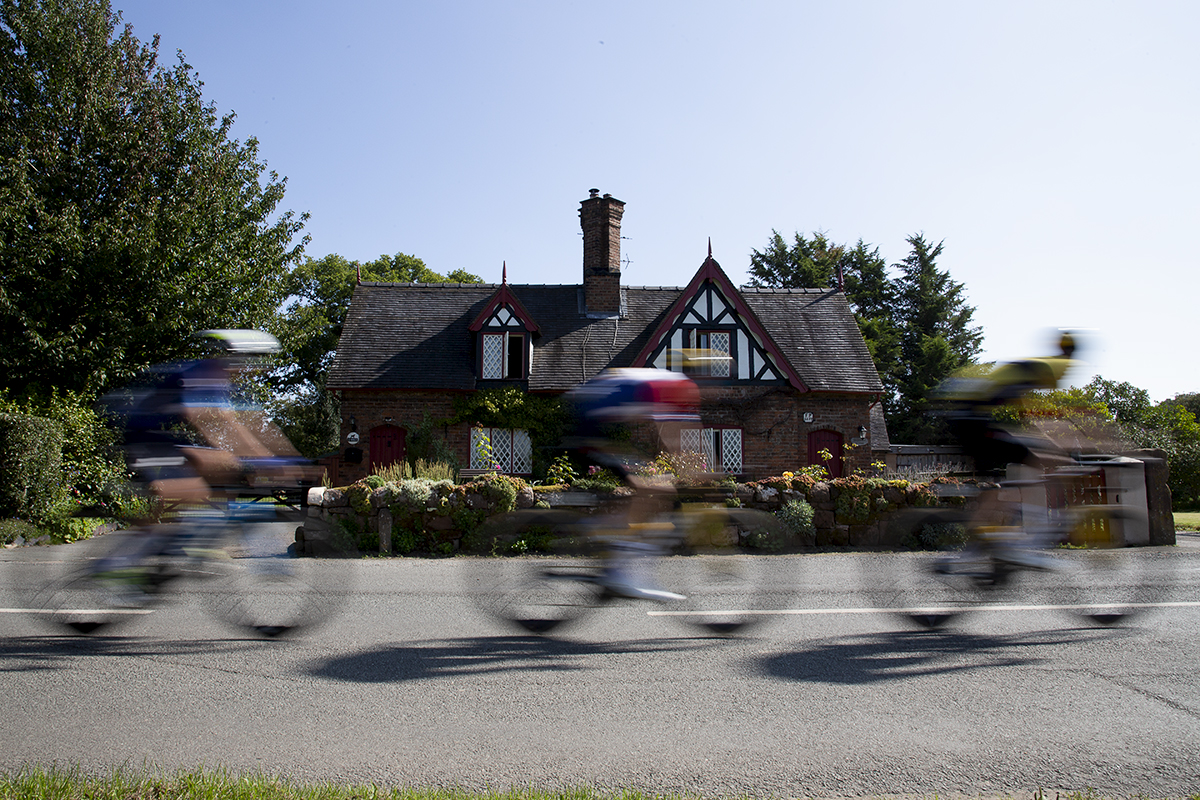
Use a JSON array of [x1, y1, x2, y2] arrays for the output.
[[1, 767, 1197, 800], [1175, 511, 1200, 531]]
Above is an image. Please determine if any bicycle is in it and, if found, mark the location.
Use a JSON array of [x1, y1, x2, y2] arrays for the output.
[[30, 489, 353, 638], [884, 465, 1161, 629], [471, 491, 785, 636]]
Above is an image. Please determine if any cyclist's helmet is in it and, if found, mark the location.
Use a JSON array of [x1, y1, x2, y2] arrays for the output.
[[1059, 331, 1077, 358], [568, 368, 701, 425], [193, 329, 281, 368], [195, 329, 281, 354]]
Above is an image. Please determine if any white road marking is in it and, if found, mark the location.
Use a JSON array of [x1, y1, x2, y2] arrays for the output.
[[649, 601, 1200, 617]]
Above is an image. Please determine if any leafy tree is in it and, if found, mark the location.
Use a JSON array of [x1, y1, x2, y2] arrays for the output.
[[0, 0, 306, 399], [269, 252, 482, 457], [841, 240, 901, 409], [1162, 392, 1200, 422], [1079, 380, 1200, 509], [746, 229, 981, 443], [747, 230, 843, 290], [1082, 377, 1151, 424], [1002, 376, 1200, 509], [889, 235, 983, 442]]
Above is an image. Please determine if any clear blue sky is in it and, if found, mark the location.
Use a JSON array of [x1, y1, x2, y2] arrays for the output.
[[113, 0, 1198, 402]]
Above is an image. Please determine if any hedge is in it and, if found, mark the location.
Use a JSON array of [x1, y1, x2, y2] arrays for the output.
[[0, 412, 65, 522]]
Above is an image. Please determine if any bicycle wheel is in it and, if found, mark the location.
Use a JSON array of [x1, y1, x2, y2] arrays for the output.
[[881, 509, 997, 629], [473, 510, 608, 635], [201, 512, 347, 637], [665, 508, 776, 635], [1053, 505, 1161, 626], [30, 530, 170, 635]]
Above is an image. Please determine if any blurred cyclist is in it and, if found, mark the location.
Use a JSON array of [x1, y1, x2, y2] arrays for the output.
[[99, 330, 310, 573], [934, 331, 1079, 476], [932, 331, 1081, 565], [563, 359, 709, 600]]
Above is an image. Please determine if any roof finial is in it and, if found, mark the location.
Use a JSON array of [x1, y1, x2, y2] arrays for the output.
[[707, 238, 713, 259], [502, 261, 507, 284]]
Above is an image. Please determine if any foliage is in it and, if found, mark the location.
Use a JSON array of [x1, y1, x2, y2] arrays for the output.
[[543, 453, 578, 486], [268, 255, 481, 458], [633, 450, 710, 485], [889, 236, 983, 443], [0, 0, 306, 398], [0, 411, 63, 522], [345, 481, 374, 516], [571, 466, 624, 493], [1004, 375, 1200, 509], [776, 498, 816, 539], [747, 229, 844, 290], [748, 230, 981, 444], [466, 471, 523, 514], [0, 517, 41, 545], [404, 412, 458, 472], [902, 520, 970, 550], [373, 458, 456, 483], [452, 389, 570, 477]]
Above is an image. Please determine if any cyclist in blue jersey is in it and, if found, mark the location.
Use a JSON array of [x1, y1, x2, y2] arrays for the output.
[[564, 365, 705, 600]]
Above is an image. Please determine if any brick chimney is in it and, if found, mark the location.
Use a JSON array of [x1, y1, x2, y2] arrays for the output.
[[579, 189, 625, 315]]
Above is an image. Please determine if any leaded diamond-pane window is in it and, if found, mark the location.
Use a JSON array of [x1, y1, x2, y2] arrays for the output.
[[721, 428, 743, 473], [470, 427, 533, 475], [482, 334, 504, 379], [680, 427, 743, 475], [511, 430, 532, 474]]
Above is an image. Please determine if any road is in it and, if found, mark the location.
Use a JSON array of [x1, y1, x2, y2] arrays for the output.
[[1, 528, 1198, 798]]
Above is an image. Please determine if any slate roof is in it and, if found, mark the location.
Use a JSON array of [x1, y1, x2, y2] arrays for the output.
[[327, 281, 883, 395]]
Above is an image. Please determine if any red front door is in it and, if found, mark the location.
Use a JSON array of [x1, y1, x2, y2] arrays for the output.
[[369, 425, 405, 472], [807, 430, 844, 479]]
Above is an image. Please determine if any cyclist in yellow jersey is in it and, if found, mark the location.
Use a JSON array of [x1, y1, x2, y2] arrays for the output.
[[935, 332, 1079, 476]]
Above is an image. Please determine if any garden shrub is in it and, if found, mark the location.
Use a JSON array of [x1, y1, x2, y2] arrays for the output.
[[0, 518, 42, 546], [466, 472, 522, 514], [776, 498, 816, 540], [543, 453, 578, 486], [902, 521, 969, 550], [0, 412, 65, 522]]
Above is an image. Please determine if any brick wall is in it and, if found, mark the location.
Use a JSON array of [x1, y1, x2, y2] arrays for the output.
[[698, 386, 875, 477], [336, 385, 878, 483], [335, 389, 465, 485]]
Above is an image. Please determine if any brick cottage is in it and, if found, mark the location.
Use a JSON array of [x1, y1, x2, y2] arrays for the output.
[[325, 190, 888, 484]]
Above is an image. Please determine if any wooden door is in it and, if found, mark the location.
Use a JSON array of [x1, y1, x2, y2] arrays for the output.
[[807, 429, 844, 479], [369, 425, 405, 472]]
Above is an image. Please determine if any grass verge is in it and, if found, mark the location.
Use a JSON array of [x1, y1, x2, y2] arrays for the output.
[[1, 767, 1198, 800], [1174, 511, 1200, 531]]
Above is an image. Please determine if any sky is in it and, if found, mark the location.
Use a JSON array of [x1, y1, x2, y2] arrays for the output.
[[110, 0, 1199, 402]]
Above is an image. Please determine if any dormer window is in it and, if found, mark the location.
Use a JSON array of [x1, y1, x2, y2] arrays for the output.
[[482, 331, 526, 379], [468, 271, 540, 382]]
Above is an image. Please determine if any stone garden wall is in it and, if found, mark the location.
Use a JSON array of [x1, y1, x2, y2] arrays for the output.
[[297, 473, 972, 556]]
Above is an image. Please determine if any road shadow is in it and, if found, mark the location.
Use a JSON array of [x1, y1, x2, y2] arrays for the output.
[[0, 633, 279, 673], [306, 635, 719, 684], [753, 625, 1137, 685]]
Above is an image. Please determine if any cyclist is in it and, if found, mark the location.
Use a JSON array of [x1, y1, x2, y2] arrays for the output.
[[98, 330, 308, 575], [931, 330, 1081, 565], [563, 364, 704, 600], [935, 331, 1079, 476]]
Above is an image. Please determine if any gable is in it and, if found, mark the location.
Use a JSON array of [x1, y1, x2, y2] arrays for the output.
[[631, 251, 808, 390], [467, 269, 540, 333]]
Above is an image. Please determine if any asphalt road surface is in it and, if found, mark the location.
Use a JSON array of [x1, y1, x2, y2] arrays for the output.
[[2, 526, 1198, 798]]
